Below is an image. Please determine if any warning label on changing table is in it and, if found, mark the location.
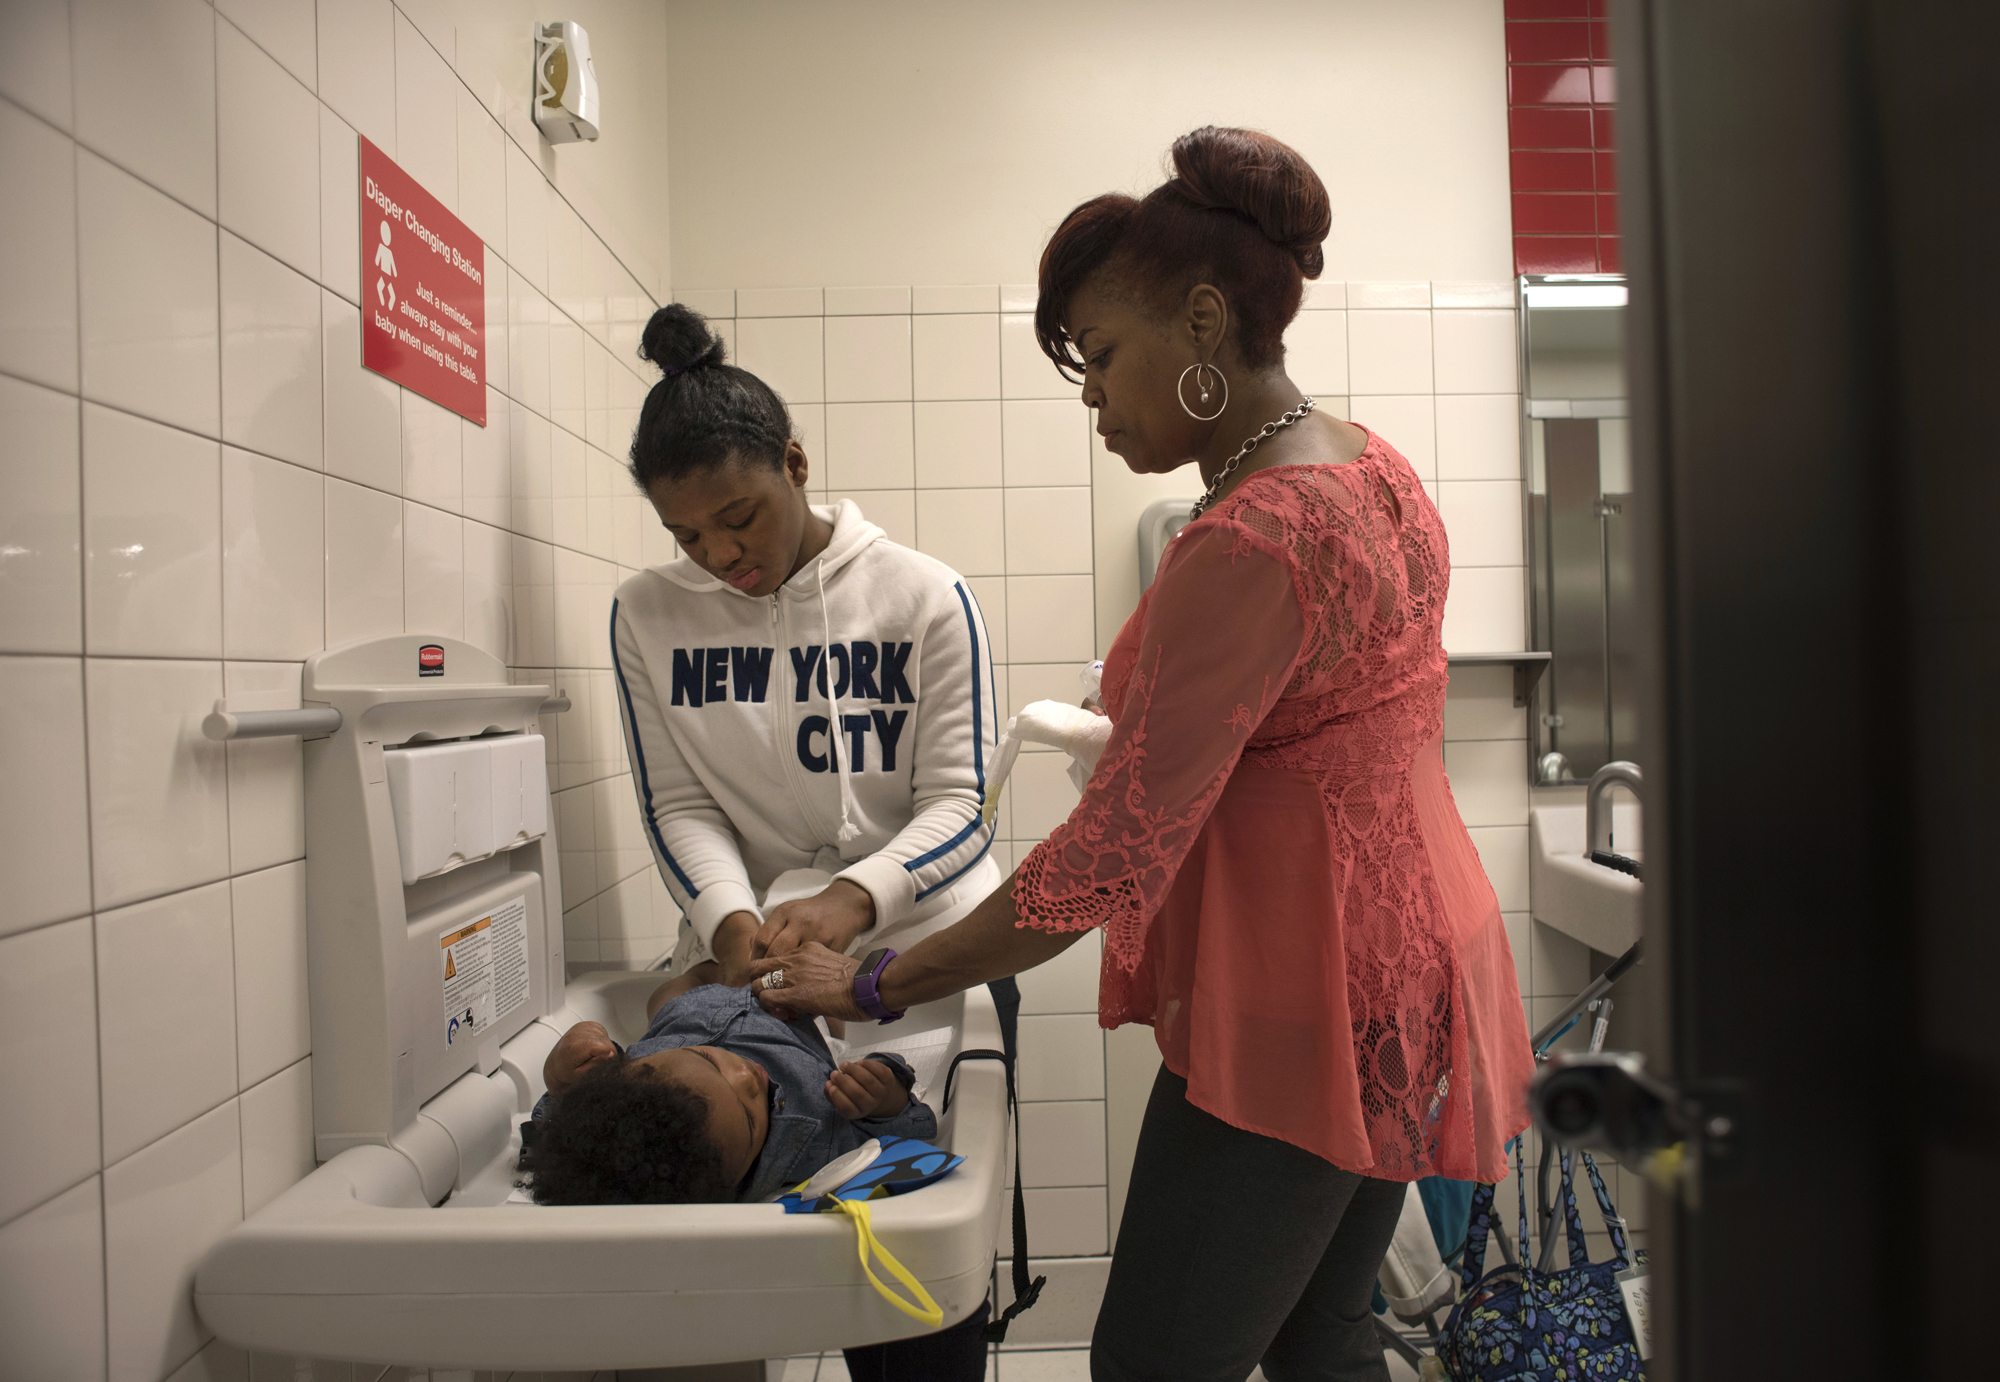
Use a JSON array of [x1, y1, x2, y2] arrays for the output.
[[441, 897, 529, 1046]]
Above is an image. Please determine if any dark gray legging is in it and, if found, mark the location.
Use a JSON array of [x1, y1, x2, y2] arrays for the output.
[[1091, 1067, 1407, 1382]]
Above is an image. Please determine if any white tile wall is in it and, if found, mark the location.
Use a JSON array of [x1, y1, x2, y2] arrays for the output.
[[86, 658, 231, 908], [322, 294, 402, 490], [737, 286, 824, 318], [222, 662, 306, 875], [825, 285, 911, 316], [0, 917, 101, 1223], [78, 154, 220, 438], [826, 403, 916, 489], [1000, 314, 1072, 400], [0, 376, 83, 653], [916, 400, 1004, 488], [1437, 393, 1523, 479], [239, 1059, 315, 1217], [0, 1177, 107, 1378], [1348, 309, 1436, 396], [1348, 281, 1433, 309], [1438, 480, 1526, 568], [1002, 401, 1091, 487], [231, 863, 311, 1088], [73, 0, 218, 215], [318, 110, 362, 304], [223, 446, 325, 660], [84, 406, 222, 657], [0, 658, 92, 934], [1442, 565, 1528, 652], [825, 314, 913, 401], [316, 0, 396, 155], [1433, 309, 1520, 394], [217, 0, 316, 88], [0, 100, 79, 391], [391, 12, 457, 213], [917, 488, 1007, 576], [404, 501, 466, 638], [1019, 1015, 1106, 1101], [217, 20, 319, 279], [401, 391, 464, 512], [914, 314, 1001, 400], [736, 316, 825, 404], [1006, 576, 1095, 663], [0, 8, 685, 1375], [0, 0, 73, 131], [104, 1100, 243, 1382], [914, 284, 1000, 314], [97, 883, 239, 1164], [1020, 1102, 1109, 1188], [1023, 1187, 1110, 1260], [324, 478, 404, 645], [1286, 309, 1350, 394], [221, 236, 325, 470], [1004, 488, 1094, 576]]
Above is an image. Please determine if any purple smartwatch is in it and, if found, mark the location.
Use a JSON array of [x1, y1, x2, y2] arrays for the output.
[[853, 947, 906, 1024]]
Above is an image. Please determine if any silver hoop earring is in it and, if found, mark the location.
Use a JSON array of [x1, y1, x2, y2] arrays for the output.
[[1177, 362, 1228, 422]]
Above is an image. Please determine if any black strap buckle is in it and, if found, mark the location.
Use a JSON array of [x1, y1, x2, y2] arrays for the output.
[[945, 1047, 1048, 1344]]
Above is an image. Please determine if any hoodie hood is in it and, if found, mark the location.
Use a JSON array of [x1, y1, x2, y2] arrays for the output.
[[655, 500, 884, 596]]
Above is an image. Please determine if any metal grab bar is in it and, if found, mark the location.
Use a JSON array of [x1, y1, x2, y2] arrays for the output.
[[202, 705, 344, 742], [203, 695, 571, 742]]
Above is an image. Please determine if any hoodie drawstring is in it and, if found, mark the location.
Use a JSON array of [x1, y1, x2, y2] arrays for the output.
[[818, 556, 863, 844]]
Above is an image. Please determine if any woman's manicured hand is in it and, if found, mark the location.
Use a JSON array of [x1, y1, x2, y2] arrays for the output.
[[749, 942, 867, 1024], [825, 1058, 909, 1120], [544, 1020, 618, 1095], [755, 880, 876, 960]]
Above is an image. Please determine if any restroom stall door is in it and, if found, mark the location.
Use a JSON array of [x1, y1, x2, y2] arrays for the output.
[[1615, 0, 1999, 1379]]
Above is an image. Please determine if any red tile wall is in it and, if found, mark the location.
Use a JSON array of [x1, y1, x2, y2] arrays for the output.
[[1506, 0, 1618, 274]]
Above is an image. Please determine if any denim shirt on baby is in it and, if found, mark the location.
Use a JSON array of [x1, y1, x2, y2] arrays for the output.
[[548, 984, 938, 1203]]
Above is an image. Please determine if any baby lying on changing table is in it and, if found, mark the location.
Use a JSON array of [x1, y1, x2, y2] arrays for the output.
[[527, 962, 937, 1205]]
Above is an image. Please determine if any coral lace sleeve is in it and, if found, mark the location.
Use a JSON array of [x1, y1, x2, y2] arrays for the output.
[[1013, 518, 1304, 970]]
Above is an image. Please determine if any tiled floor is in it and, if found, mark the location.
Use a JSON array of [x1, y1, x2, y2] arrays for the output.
[[781, 1342, 1425, 1379]]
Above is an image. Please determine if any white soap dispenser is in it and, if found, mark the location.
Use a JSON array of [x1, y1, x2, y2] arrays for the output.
[[533, 20, 600, 143]]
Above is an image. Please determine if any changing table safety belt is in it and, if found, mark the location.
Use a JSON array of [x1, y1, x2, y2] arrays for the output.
[[943, 1047, 1045, 1343]]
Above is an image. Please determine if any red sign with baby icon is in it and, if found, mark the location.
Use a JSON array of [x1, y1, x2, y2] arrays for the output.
[[358, 137, 487, 425]]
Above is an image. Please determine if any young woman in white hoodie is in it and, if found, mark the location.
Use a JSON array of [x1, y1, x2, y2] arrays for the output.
[[609, 305, 1009, 1376]]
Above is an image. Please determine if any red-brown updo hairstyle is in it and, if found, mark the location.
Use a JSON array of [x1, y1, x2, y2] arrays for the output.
[[1034, 126, 1331, 382]]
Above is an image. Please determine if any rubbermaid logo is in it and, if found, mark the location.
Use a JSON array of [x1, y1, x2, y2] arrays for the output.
[[418, 643, 445, 676]]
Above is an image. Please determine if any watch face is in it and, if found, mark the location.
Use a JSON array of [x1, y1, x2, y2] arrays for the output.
[[861, 948, 891, 976]]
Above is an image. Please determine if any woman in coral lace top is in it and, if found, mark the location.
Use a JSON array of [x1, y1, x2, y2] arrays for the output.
[[752, 127, 1534, 1382]]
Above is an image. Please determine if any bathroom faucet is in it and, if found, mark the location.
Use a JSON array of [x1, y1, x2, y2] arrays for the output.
[[1586, 761, 1643, 855]]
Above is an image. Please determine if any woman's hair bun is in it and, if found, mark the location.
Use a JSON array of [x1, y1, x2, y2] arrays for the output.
[[639, 303, 728, 379], [1169, 126, 1331, 279]]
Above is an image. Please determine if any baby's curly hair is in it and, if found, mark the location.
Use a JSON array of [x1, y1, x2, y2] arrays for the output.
[[527, 1060, 734, 1205]]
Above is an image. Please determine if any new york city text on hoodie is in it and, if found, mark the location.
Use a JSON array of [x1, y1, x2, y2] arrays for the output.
[[611, 501, 1002, 955]]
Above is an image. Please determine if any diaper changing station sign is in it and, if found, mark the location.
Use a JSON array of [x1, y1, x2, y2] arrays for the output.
[[359, 137, 487, 425]]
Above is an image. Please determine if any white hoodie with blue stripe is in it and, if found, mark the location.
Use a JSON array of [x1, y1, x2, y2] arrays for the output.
[[611, 500, 1002, 958]]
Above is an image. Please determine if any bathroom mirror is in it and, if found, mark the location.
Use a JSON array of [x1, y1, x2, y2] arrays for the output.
[[1521, 275, 1637, 783]]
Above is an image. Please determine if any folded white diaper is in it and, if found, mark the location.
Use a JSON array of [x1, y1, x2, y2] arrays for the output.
[[982, 698, 1113, 826]]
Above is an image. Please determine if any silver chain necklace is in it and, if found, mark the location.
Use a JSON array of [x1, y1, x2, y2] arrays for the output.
[[1189, 396, 1317, 519]]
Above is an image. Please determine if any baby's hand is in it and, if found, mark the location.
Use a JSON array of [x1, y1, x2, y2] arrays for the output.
[[545, 1021, 618, 1095], [825, 1058, 908, 1120]]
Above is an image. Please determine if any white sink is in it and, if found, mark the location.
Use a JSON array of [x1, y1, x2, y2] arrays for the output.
[[1529, 802, 1643, 954]]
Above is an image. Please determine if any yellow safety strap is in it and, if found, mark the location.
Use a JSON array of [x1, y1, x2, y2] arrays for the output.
[[827, 1195, 944, 1328]]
